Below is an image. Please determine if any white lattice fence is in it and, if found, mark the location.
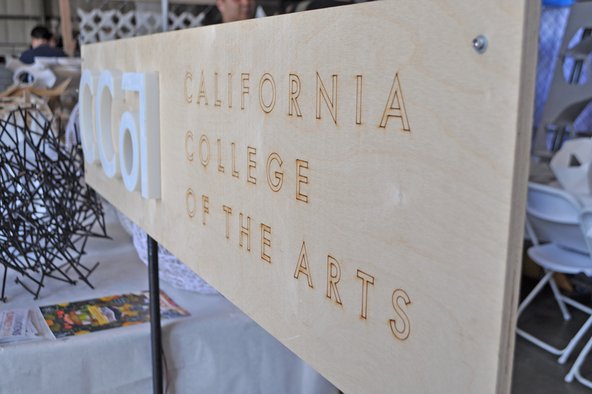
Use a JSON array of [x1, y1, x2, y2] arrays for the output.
[[78, 9, 206, 44]]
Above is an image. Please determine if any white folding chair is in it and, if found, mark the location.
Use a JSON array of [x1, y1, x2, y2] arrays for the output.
[[517, 182, 592, 364], [565, 208, 592, 387]]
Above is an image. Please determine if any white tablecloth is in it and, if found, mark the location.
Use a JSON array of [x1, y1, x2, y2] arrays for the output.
[[0, 213, 338, 394]]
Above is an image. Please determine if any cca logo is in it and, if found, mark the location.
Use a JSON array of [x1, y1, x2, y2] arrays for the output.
[[79, 69, 161, 199]]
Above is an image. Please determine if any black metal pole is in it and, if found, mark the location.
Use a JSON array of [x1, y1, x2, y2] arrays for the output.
[[147, 235, 163, 394], [1, 264, 7, 302]]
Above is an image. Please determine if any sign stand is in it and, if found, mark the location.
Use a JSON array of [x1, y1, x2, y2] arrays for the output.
[[1, 266, 6, 302], [147, 235, 164, 394]]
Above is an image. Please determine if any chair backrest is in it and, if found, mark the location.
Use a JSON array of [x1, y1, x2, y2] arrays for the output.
[[580, 209, 592, 255], [526, 182, 588, 253]]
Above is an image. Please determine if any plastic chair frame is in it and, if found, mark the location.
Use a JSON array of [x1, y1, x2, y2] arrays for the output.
[[516, 219, 592, 364], [565, 208, 592, 387], [517, 184, 592, 364]]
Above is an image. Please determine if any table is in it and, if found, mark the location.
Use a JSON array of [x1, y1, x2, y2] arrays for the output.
[[0, 211, 338, 394]]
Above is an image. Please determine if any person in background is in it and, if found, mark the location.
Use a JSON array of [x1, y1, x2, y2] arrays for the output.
[[201, 0, 265, 25], [19, 26, 67, 64], [217, 0, 256, 22]]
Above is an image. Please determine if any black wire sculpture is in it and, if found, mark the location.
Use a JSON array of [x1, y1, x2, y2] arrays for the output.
[[0, 106, 108, 301]]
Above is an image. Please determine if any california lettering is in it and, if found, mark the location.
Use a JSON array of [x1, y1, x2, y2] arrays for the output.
[[184, 70, 411, 132]]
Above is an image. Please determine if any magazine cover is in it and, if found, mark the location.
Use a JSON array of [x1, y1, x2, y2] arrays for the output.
[[40, 291, 189, 338]]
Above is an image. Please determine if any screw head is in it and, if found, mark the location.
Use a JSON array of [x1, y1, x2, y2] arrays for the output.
[[472, 35, 488, 54]]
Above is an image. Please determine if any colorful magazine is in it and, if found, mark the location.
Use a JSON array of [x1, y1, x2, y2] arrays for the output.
[[40, 291, 189, 338]]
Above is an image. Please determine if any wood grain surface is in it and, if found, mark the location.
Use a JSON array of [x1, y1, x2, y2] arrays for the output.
[[81, 1, 539, 392]]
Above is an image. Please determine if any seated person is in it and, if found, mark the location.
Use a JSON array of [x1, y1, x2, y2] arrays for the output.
[[201, 0, 264, 25], [216, 0, 256, 22], [20, 26, 67, 65]]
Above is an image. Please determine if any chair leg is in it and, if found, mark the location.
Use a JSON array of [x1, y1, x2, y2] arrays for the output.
[[549, 275, 572, 321], [516, 271, 564, 355], [559, 315, 592, 364], [516, 271, 592, 360], [566, 335, 592, 387], [516, 328, 564, 356], [517, 271, 553, 318]]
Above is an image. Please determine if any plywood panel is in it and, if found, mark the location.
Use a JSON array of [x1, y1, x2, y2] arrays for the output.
[[81, 1, 539, 393]]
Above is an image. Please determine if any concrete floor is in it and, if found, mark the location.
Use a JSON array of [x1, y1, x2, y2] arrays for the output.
[[513, 278, 592, 393]]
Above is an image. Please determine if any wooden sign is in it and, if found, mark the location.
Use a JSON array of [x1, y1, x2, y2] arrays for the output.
[[80, 1, 539, 393]]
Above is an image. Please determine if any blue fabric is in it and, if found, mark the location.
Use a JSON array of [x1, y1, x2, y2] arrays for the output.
[[536, 1, 592, 149], [534, 5, 571, 128], [543, 0, 574, 7], [19, 45, 67, 64]]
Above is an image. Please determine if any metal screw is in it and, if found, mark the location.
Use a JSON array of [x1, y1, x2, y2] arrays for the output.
[[472, 35, 488, 54]]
